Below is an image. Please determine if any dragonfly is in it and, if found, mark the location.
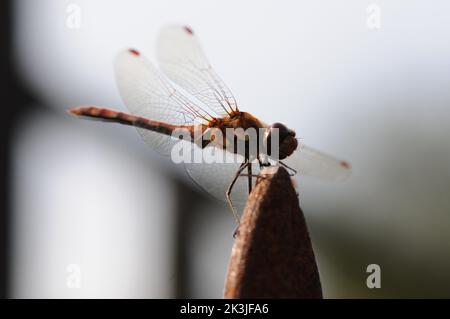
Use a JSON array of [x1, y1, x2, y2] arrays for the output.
[[69, 25, 350, 226]]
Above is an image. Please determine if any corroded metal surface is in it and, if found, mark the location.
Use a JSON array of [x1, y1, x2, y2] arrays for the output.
[[224, 166, 322, 298]]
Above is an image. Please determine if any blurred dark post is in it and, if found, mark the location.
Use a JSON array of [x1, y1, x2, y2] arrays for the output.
[[0, 0, 35, 297], [0, 0, 12, 298], [173, 179, 210, 298], [224, 166, 322, 298]]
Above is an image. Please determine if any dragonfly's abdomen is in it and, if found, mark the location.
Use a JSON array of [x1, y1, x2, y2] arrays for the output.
[[69, 106, 192, 137]]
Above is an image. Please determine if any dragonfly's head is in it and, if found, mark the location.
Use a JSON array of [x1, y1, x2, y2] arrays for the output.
[[264, 123, 298, 160]]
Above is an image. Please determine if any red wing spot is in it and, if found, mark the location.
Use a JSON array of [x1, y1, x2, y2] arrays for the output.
[[340, 161, 350, 169], [128, 48, 140, 56], [184, 26, 193, 35]]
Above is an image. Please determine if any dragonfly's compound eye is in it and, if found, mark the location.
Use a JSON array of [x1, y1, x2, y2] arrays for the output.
[[264, 123, 298, 160]]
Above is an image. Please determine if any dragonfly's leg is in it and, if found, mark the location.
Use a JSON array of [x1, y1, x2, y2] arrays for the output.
[[279, 160, 297, 176], [226, 161, 249, 237], [247, 162, 252, 194]]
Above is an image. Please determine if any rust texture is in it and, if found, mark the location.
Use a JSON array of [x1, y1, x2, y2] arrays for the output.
[[224, 166, 323, 298]]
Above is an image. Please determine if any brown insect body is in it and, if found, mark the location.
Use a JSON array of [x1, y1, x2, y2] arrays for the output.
[[69, 106, 297, 161], [202, 111, 297, 161]]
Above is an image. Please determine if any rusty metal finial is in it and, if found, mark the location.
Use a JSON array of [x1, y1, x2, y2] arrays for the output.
[[224, 166, 323, 298]]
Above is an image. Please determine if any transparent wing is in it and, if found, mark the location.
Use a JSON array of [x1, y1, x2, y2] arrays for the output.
[[185, 142, 350, 204], [156, 25, 238, 118], [184, 147, 258, 205], [283, 143, 351, 181], [114, 48, 252, 202], [183, 141, 350, 203], [114, 49, 214, 155]]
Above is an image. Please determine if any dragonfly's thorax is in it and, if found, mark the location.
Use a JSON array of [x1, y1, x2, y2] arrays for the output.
[[209, 111, 265, 131], [193, 113, 297, 161], [198, 112, 295, 160]]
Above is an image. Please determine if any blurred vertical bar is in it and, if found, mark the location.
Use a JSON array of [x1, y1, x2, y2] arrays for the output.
[[0, 0, 34, 297], [0, 0, 11, 298], [173, 181, 198, 298], [173, 182, 189, 297], [0, 0, 12, 298]]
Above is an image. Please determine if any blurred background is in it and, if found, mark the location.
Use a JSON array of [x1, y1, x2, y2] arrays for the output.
[[1, 0, 450, 298]]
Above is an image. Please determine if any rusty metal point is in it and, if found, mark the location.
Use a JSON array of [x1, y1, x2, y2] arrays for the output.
[[224, 166, 323, 298]]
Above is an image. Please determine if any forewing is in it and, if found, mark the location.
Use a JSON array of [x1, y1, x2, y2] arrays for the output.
[[157, 25, 238, 118], [114, 49, 211, 155]]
